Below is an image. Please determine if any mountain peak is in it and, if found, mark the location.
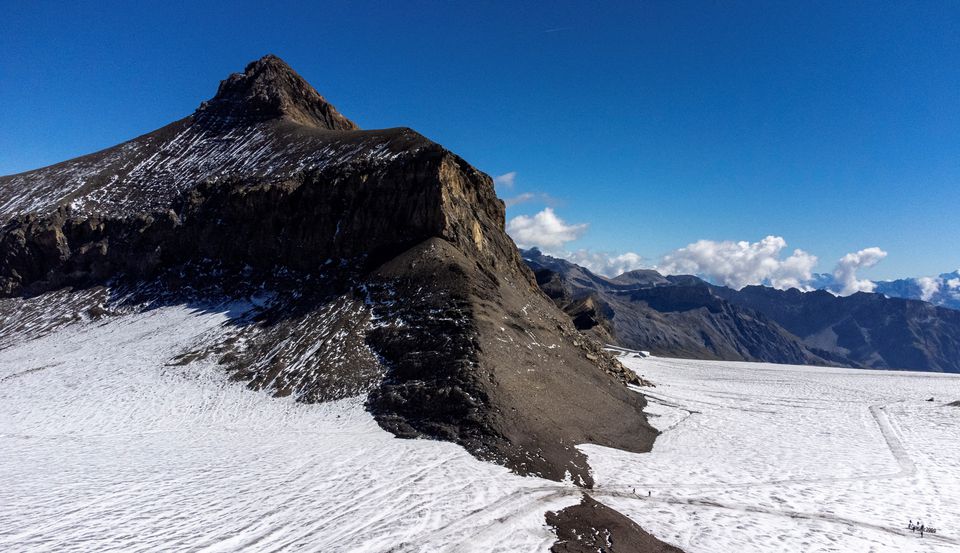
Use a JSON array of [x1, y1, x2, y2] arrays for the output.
[[195, 54, 359, 130]]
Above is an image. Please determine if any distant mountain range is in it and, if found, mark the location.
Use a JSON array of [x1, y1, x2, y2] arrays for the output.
[[811, 271, 960, 310], [524, 248, 960, 372]]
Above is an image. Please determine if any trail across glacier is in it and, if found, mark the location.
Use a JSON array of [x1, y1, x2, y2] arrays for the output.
[[584, 356, 960, 552]]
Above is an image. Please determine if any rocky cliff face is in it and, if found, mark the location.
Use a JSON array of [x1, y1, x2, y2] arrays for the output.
[[0, 55, 656, 486], [196, 55, 359, 130]]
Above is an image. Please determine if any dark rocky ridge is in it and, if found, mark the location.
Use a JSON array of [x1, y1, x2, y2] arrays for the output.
[[547, 495, 684, 553], [524, 248, 960, 372], [0, 56, 657, 488], [713, 285, 960, 371], [196, 55, 359, 130], [524, 249, 830, 366]]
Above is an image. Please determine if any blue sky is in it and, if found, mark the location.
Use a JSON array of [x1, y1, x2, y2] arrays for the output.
[[2, 1, 958, 282]]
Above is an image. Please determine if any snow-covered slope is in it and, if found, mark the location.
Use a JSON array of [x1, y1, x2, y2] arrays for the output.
[[0, 303, 579, 552], [584, 355, 960, 552]]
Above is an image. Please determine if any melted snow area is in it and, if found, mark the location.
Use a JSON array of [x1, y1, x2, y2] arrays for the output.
[[0, 305, 576, 552], [584, 355, 960, 553]]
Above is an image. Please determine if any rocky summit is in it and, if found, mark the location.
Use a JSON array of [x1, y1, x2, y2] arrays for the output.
[[0, 56, 658, 490]]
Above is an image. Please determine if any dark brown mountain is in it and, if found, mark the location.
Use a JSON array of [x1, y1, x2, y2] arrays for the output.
[[0, 56, 658, 492]]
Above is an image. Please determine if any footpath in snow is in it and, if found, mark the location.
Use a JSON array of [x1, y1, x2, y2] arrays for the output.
[[584, 354, 960, 553], [0, 305, 577, 553]]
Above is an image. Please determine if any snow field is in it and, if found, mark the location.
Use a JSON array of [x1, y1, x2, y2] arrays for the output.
[[6, 300, 958, 552], [583, 356, 960, 553], [0, 305, 577, 552]]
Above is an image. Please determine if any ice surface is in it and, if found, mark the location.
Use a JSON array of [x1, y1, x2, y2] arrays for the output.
[[0, 305, 577, 552], [584, 355, 960, 552]]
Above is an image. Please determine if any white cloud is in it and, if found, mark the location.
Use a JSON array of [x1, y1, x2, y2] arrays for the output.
[[504, 192, 534, 207], [656, 236, 818, 290], [916, 276, 942, 302], [503, 192, 558, 208], [493, 172, 559, 208], [562, 249, 646, 277], [947, 278, 960, 301], [506, 208, 588, 249], [832, 247, 887, 295], [493, 172, 516, 189]]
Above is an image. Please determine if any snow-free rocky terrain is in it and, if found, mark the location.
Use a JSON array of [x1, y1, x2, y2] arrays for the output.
[[0, 55, 672, 550]]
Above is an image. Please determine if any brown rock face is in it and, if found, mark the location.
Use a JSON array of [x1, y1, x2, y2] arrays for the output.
[[366, 237, 653, 484], [0, 55, 657, 487], [547, 495, 684, 553], [196, 54, 359, 130]]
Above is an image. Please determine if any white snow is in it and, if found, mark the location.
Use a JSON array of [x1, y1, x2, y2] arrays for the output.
[[0, 304, 576, 552], [583, 355, 960, 552], [6, 302, 960, 552]]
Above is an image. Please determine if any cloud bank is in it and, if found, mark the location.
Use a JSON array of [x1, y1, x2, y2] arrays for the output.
[[506, 208, 588, 249], [657, 236, 819, 290], [493, 172, 516, 189], [563, 249, 646, 277], [916, 276, 941, 302], [507, 218, 890, 295], [502, 201, 891, 295], [832, 247, 888, 295]]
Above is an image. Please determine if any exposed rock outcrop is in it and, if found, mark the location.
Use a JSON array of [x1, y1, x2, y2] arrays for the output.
[[196, 55, 359, 129], [547, 495, 684, 553]]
